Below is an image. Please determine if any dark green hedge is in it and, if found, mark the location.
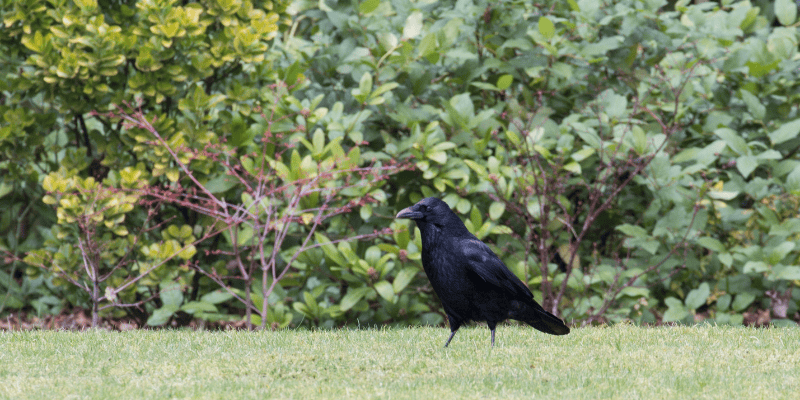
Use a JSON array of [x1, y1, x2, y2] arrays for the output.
[[2, 0, 800, 328]]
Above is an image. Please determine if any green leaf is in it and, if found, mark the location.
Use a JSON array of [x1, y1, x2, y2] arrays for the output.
[[566, 0, 580, 11], [427, 151, 447, 164], [504, 130, 521, 146], [715, 128, 748, 155], [630, 126, 648, 154], [685, 283, 710, 310], [359, 0, 380, 14], [419, 33, 437, 59], [456, 198, 471, 214], [445, 168, 468, 180], [354, 72, 373, 102], [538, 16, 555, 39], [74, 0, 97, 9], [0, 270, 21, 292], [449, 93, 474, 122], [371, 82, 399, 98], [360, 204, 372, 221], [571, 148, 595, 162], [787, 165, 800, 194], [463, 159, 487, 176], [600, 90, 627, 118], [146, 305, 177, 326], [582, 37, 622, 56], [616, 287, 649, 298], [731, 292, 755, 311], [769, 118, 800, 145], [316, 233, 347, 267], [340, 287, 371, 311], [496, 74, 513, 90], [160, 281, 183, 308], [393, 267, 417, 293], [662, 297, 688, 322], [768, 242, 795, 264], [697, 237, 726, 252], [430, 142, 456, 152], [204, 175, 238, 193], [167, 223, 192, 240], [775, 266, 800, 280], [489, 202, 505, 220], [402, 11, 423, 39], [739, 7, 759, 30], [740, 89, 765, 120], [21, 31, 45, 53], [719, 252, 733, 267], [303, 291, 317, 307], [747, 60, 780, 78], [313, 129, 325, 155], [617, 224, 648, 238], [471, 82, 499, 91], [575, 129, 602, 148], [374, 280, 395, 302], [201, 290, 234, 304], [292, 301, 309, 316], [736, 155, 758, 178], [776, 0, 798, 26], [469, 205, 481, 231], [771, 319, 798, 328], [563, 162, 581, 174], [394, 225, 410, 249], [716, 294, 732, 311], [743, 261, 768, 273], [181, 301, 218, 314], [0, 183, 11, 200], [364, 246, 382, 266], [178, 244, 196, 260], [708, 190, 739, 200]]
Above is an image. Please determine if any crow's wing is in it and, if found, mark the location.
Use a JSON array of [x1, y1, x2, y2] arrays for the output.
[[459, 237, 534, 301]]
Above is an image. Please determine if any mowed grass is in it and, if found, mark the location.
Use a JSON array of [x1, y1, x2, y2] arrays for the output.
[[1, 324, 799, 399]]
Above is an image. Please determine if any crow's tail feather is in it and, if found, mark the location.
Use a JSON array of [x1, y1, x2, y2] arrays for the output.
[[510, 301, 570, 335]]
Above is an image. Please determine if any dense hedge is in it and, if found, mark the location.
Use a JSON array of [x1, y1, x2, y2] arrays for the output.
[[2, 0, 800, 329]]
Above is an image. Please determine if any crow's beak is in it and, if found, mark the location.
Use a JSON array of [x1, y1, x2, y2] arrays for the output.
[[396, 207, 423, 220]]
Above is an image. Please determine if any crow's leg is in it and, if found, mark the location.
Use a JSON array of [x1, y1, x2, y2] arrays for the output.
[[443, 330, 458, 347], [444, 318, 461, 347], [487, 321, 498, 347]]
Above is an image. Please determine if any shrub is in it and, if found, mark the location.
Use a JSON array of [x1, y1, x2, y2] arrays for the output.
[[3, 0, 800, 328]]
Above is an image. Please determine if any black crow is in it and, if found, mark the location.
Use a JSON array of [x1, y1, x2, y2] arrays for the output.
[[396, 197, 570, 347]]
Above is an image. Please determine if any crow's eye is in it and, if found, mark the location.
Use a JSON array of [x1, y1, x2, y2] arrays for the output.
[[418, 204, 428, 212]]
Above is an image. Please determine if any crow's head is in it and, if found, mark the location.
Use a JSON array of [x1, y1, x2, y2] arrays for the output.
[[395, 197, 473, 238], [395, 197, 452, 221]]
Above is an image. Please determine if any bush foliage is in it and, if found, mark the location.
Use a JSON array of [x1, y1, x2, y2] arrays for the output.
[[2, 0, 800, 329]]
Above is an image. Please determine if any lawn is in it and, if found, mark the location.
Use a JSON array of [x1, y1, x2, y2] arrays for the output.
[[1, 324, 798, 399]]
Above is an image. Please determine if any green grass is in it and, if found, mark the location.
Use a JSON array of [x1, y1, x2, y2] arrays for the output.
[[1, 324, 799, 399]]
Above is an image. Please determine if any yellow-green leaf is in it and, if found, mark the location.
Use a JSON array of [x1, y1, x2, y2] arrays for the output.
[[539, 16, 555, 39], [359, 0, 380, 14], [496, 74, 513, 90]]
